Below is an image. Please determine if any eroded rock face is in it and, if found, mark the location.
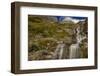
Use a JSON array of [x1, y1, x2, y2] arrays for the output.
[[76, 19, 88, 58]]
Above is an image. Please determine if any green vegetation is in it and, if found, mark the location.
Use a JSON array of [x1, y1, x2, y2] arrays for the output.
[[28, 15, 88, 60]]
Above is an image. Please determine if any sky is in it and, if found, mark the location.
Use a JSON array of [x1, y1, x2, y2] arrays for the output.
[[56, 16, 87, 23]]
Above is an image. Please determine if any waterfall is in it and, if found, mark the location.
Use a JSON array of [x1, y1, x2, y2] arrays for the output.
[[53, 41, 65, 59], [53, 24, 87, 59], [59, 44, 65, 59], [69, 43, 80, 58], [69, 27, 80, 59], [69, 26, 86, 59]]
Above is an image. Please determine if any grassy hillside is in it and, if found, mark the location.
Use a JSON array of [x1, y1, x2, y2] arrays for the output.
[[28, 15, 88, 60]]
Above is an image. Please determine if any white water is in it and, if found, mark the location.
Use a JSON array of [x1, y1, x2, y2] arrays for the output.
[[69, 26, 86, 59], [69, 43, 80, 58], [53, 42, 65, 59], [53, 24, 86, 59]]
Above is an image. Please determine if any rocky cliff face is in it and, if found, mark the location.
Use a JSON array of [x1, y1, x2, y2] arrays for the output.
[[78, 19, 88, 58]]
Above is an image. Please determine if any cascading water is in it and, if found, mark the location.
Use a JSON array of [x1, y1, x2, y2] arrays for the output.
[[69, 27, 80, 58], [53, 41, 65, 59], [69, 26, 86, 59], [53, 26, 86, 59], [53, 19, 87, 59], [69, 43, 80, 58]]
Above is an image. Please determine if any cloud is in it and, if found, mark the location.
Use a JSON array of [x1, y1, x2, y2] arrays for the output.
[[63, 17, 85, 23]]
